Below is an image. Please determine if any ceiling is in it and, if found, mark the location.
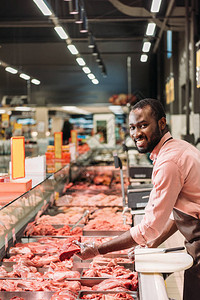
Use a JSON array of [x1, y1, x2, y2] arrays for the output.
[[0, 0, 186, 110]]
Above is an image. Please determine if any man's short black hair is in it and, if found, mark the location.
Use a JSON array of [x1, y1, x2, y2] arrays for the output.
[[132, 98, 166, 122]]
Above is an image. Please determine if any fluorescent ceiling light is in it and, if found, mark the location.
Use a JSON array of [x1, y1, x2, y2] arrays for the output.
[[67, 44, 79, 55], [15, 107, 35, 111], [5, 67, 18, 74], [146, 23, 156, 36], [76, 57, 86, 66], [20, 73, 30, 80], [142, 42, 151, 52], [61, 106, 90, 114], [87, 73, 95, 80], [33, 0, 52, 16], [92, 79, 99, 85], [109, 105, 124, 114], [151, 0, 162, 13], [82, 67, 91, 74], [54, 26, 68, 39], [140, 54, 148, 62], [31, 79, 41, 85]]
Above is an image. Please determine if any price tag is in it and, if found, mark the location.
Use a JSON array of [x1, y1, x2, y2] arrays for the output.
[[54, 192, 59, 201], [12, 228, 16, 244], [5, 234, 8, 251], [54, 132, 62, 159], [11, 136, 25, 179]]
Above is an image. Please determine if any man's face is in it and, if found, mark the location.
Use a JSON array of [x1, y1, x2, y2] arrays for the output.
[[129, 106, 164, 153]]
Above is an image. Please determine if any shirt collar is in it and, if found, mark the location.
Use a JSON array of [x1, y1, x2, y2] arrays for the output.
[[150, 131, 172, 163]]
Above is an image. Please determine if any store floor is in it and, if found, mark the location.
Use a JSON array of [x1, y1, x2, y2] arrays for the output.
[[162, 230, 185, 300]]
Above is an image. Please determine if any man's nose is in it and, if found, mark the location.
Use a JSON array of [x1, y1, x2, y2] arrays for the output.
[[133, 127, 142, 138]]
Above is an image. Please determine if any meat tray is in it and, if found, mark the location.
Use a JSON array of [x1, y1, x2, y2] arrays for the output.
[[80, 264, 134, 279], [0, 263, 83, 278], [78, 290, 138, 299], [0, 291, 54, 299]]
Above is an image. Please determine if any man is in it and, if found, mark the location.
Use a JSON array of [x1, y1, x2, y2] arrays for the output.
[[77, 98, 200, 300]]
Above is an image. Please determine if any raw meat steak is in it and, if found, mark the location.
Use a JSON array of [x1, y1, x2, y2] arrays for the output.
[[59, 243, 80, 261]]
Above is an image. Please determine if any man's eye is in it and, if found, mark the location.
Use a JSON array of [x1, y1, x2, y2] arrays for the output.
[[140, 124, 147, 129], [129, 126, 135, 131]]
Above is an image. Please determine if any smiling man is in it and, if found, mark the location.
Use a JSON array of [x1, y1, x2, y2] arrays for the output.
[[77, 98, 200, 300]]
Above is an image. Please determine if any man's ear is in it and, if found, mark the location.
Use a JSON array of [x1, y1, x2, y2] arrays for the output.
[[158, 117, 166, 131]]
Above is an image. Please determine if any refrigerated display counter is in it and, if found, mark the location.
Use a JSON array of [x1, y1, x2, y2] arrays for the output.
[[0, 163, 191, 300]]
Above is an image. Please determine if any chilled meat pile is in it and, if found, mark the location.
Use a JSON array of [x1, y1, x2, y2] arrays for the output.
[[35, 207, 91, 225], [4, 253, 63, 268], [80, 292, 135, 299], [24, 223, 83, 236], [82, 262, 136, 279], [56, 193, 123, 207], [51, 289, 77, 300], [0, 279, 82, 292], [92, 277, 138, 292], [9, 237, 80, 255], [0, 261, 81, 280], [84, 219, 130, 231]]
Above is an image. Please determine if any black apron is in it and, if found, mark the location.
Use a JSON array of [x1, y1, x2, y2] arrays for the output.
[[173, 208, 200, 300]]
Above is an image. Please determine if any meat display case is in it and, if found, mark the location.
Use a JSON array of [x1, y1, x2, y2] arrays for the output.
[[0, 163, 177, 300], [0, 164, 70, 259]]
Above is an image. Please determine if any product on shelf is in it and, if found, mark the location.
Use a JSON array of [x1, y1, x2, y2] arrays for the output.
[[82, 262, 137, 279], [59, 242, 80, 261]]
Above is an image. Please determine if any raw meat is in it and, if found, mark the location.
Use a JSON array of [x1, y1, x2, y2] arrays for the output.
[[82, 262, 137, 280], [80, 292, 135, 299], [59, 243, 80, 261], [92, 278, 138, 291], [51, 289, 77, 300], [0, 279, 81, 292], [44, 270, 81, 280], [24, 223, 83, 236]]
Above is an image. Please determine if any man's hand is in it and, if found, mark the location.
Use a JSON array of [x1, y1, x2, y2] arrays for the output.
[[128, 247, 135, 261], [75, 242, 100, 260]]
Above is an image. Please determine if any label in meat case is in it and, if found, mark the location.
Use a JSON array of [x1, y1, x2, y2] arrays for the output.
[[54, 132, 63, 159], [11, 136, 25, 179]]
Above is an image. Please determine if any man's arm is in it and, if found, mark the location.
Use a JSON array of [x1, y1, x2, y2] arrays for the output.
[[76, 230, 138, 260], [147, 218, 178, 248], [98, 230, 137, 255]]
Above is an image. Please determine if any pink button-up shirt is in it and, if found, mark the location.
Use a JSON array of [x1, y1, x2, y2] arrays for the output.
[[130, 132, 200, 245]]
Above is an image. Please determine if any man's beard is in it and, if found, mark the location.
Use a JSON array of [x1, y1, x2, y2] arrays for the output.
[[135, 126, 162, 154]]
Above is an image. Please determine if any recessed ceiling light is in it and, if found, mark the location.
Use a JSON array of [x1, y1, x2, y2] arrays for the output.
[[31, 79, 41, 85], [20, 73, 30, 80], [142, 42, 151, 52], [76, 57, 86, 66], [92, 79, 99, 85], [140, 54, 148, 62], [54, 26, 68, 39], [5, 67, 18, 74], [151, 0, 162, 13], [146, 23, 156, 36], [33, 0, 52, 16], [67, 44, 79, 55], [82, 67, 91, 74]]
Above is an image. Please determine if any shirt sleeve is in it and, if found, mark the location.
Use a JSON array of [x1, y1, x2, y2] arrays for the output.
[[130, 160, 184, 245]]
